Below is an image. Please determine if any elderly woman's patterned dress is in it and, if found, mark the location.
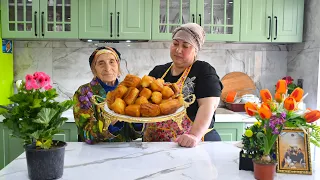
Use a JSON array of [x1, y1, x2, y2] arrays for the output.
[[73, 77, 143, 144]]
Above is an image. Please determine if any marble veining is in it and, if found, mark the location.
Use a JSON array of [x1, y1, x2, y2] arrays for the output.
[[0, 142, 319, 180]]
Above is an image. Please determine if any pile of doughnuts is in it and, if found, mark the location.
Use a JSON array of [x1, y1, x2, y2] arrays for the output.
[[106, 74, 184, 117]]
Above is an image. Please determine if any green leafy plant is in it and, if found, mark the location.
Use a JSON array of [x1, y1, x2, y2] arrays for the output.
[[0, 72, 73, 149], [241, 122, 265, 159]]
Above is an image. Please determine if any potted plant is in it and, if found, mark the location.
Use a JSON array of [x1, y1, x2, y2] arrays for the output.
[[239, 121, 265, 171], [243, 79, 320, 180], [0, 72, 73, 180]]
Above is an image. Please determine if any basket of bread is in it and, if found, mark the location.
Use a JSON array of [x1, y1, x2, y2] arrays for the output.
[[91, 74, 195, 130]]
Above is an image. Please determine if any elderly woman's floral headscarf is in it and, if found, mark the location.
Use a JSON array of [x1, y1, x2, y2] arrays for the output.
[[89, 46, 121, 67]]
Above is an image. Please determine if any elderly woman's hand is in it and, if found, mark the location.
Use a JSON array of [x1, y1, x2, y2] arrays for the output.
[[175, 134, 201, 148]]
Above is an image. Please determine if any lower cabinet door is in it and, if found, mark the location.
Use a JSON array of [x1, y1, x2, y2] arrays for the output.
[[214, 122, 245, 141]]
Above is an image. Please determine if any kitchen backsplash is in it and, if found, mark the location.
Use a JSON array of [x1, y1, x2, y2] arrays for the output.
[[13, 41, 288, 103]]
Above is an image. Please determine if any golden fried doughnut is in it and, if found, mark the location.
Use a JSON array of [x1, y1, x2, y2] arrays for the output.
[[125, 104, 141, 117], [139, 88, 152, 99], [159, 99, 182, 115], [141, 75, 155, 88], [111, 98, 126, 115], [151, 91, 162, 104], [135, 96, 149, 105], [140, 103, 161, 117], [121, 74, 141, 88], [177, 95, 184, 106], [123, 87, 140, 105], [170, 83, 180, 95], [150, 79, 164, 92], [113, 85, 128, 99], [106, 91, 115, 109], [161, 86, 174, 99]]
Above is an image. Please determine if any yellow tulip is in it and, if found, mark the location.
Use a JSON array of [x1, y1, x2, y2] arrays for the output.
[[254, 121, 261, 127]]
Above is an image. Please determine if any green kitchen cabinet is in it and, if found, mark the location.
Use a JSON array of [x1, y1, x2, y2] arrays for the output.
[[152, 0, 240, 42], [240, 0, 304, 43], [0, 122, 78, 170], [214, 122, 245, 141], [79, 0, 152, 40], [0, 122, 24, 170], [1, 0, 78, 39]]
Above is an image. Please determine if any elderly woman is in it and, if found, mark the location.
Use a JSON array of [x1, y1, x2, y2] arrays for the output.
[[143, 23, 223, 147], [73, 46, 143, 144]]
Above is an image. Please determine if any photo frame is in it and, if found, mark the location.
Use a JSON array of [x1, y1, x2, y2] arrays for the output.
[[276, 127, 312, 175]]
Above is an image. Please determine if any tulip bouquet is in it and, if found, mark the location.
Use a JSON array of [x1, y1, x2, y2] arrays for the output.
[[0, 72, 73, 149], [243, 79, 320, 163]]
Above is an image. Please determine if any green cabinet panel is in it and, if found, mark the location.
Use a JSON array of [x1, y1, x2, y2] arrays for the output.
[[1, 0, 40, 38], [197, 0, 241, 41], [80, 0, 152, 40], [39, 0, 79, 39], [240, 0, 272, 42], [53, 123, 78, 142], [272, 0, 304, 43], [0, 123, 24, 170], [0, 122, 78, 170], [79, 0, 115, 39], [0, 123, 4, 170], [214, 122, 245, 141], [1, 0, 78, 39], [115, 0, 152, 40], [240, 0, 304, 43], [152, 0, 197, 40], [152, 0, 240, 41]]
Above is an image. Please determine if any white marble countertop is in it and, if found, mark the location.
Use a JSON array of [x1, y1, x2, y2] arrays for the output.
[[0, 142, 318, 180], [0, 108, 257, 123]]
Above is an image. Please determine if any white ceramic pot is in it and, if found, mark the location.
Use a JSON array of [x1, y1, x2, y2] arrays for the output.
[[240, 94, 260, 103]]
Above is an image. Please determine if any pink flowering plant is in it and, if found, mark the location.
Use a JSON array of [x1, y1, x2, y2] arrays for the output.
[[0, 72, 73, 149]]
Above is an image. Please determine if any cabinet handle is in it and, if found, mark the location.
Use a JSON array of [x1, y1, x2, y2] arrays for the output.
[[199, 14, 202, 26], [267, 16, 271, 40], [117, 12, 120, 37], [34, 11, 37, 36], [274, 16, 278, 40], [192, 14, 195, 23], [110, 13, 113, 37], [41, 12, 44, 37]]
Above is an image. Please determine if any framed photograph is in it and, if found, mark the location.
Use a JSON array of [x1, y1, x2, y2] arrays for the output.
[[276, 127, 312, 175]]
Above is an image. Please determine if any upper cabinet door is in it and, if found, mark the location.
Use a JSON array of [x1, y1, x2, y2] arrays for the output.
[[40, 0, 78, 39], [272, 0, 304, 43], [198, 0, 241, 42], [79, 0, 115, 40], [1, 0, 40, 39], [115, 0, 152, 40], [152, 0, 197, 40], [240, 0, 273, 42]]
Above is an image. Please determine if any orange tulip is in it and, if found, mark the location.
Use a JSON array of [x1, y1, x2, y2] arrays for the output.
[[258, 105, 272, 119], [276, 80, 287, 94], [304, 110, 320, 123], [260, 89, 273, 103], [261, 102, 270, 110], [290, 87, 304, 102], [284, 97, 297, 111], [245, 102, 258, 116], [275, 92, 284, 103], [226, 91, 237, 103]]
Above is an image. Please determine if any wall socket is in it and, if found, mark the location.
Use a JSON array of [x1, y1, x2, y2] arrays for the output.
[[297, 79, 303, 89]]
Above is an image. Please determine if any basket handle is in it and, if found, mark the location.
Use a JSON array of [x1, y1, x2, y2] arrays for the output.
[[91, 95, 106, 106]]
